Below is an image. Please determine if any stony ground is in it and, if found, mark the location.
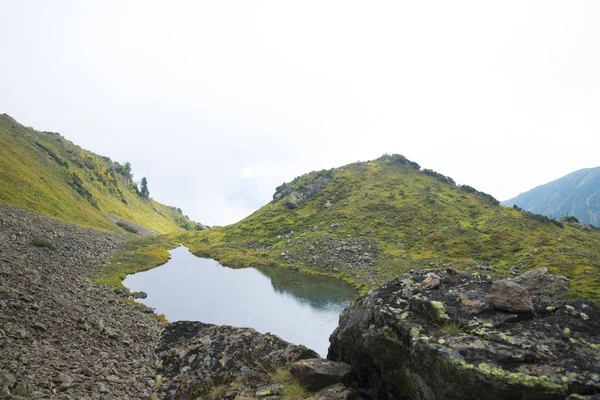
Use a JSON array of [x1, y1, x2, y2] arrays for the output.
[[0, 204, 162, 399]]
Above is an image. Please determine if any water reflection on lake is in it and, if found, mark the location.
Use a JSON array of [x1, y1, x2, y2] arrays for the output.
[[123, 246, 357, 356]]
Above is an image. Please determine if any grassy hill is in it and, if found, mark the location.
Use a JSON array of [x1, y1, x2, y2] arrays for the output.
[[0, 114, 199, 234], [503, 167, 600, 227], [178, 154, 600, 302]]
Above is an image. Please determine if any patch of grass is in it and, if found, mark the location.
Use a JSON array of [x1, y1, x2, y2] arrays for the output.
[[270, 367, 308, 400], [153, 313, 169, 325], [94, 234, 180, 289], [207, 383, 228, 399], [439, 320, 463, 335], [116, 221, 139, 234], [31, 238, 56, 250]]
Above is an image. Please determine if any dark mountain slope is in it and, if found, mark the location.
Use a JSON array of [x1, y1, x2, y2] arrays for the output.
[[0, 114, 198, 234], [503, 167, 600, 227]]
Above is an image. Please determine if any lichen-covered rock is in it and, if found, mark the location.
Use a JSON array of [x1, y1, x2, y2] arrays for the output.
[[311, 383, 359, 400], [328, 269, 600, 400], [153, 321, 319, 399], [290, 358, 351, 392]]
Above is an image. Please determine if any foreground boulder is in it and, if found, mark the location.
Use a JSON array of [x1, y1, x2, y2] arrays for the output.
[[290, 358, 351, 392], [328, 268, 600, 399], [153, 321, 319, 399]]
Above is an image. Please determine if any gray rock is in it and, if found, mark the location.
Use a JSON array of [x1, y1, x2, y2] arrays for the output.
[[486, 280, 533, 313], [32, 322, 46, 331], [313, 383, 358, 400], [154, 321, 318, 399], [275, 175, 331, 209], [418, 272, 441, 291], [511, 267, 569, 313], [132, 291, 148, 299], [290, 358, 351, 392], [255, 384, 283, 397]]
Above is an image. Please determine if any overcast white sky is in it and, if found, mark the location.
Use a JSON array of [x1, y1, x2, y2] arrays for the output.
[[1, 1, 599, 226]]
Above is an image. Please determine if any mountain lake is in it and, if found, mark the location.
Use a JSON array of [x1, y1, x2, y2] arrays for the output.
[[123, 245, 358, 356]]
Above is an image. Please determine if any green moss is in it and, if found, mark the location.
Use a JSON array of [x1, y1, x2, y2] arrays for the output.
[[430, 301, 445, 309], [472, 362, 567, 393]]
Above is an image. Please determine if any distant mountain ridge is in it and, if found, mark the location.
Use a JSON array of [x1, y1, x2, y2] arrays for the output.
[[0, 114, 202, 234], [502, 167, 600, 227]]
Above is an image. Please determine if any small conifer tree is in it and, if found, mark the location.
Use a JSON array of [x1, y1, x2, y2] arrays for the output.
[[140, 177, 150, 199]]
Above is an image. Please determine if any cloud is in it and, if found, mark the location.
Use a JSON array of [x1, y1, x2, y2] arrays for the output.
[[1, 1, 598, 225]]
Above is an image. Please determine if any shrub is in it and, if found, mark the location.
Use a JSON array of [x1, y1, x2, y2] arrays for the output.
[[422, 169, 456, 185], [458, 185, 500, 205], [377, 153, 421, 170], [561, 215, 579, 223], [523, 211, 563, 228]]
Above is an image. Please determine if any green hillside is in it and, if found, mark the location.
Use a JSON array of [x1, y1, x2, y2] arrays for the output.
[[0, 114, 198, 234], [179, 154, 600, 302], [503, 167, 600, 227]]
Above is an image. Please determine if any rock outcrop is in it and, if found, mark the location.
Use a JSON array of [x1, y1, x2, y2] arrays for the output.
[[153, 321, 320, 399], [272, 176, 331, 210], [328, 268, 600, 399]]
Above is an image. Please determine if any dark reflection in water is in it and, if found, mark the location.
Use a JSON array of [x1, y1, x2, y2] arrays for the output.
[[255, 266, 357, 311], [123, 246, 357, 356]]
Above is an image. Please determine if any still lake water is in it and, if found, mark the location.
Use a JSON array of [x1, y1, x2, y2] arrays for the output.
[[123, 246, 357, 356]]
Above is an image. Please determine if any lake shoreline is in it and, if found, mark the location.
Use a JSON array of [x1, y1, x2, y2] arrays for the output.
[[122, 245, 357, 357]]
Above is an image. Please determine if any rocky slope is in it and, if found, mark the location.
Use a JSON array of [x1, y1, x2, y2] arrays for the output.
[[503, 166, 600, 227], [328, 267, 600, 399], [0, 114, 201, 234], [0, 204, 162, 399]]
